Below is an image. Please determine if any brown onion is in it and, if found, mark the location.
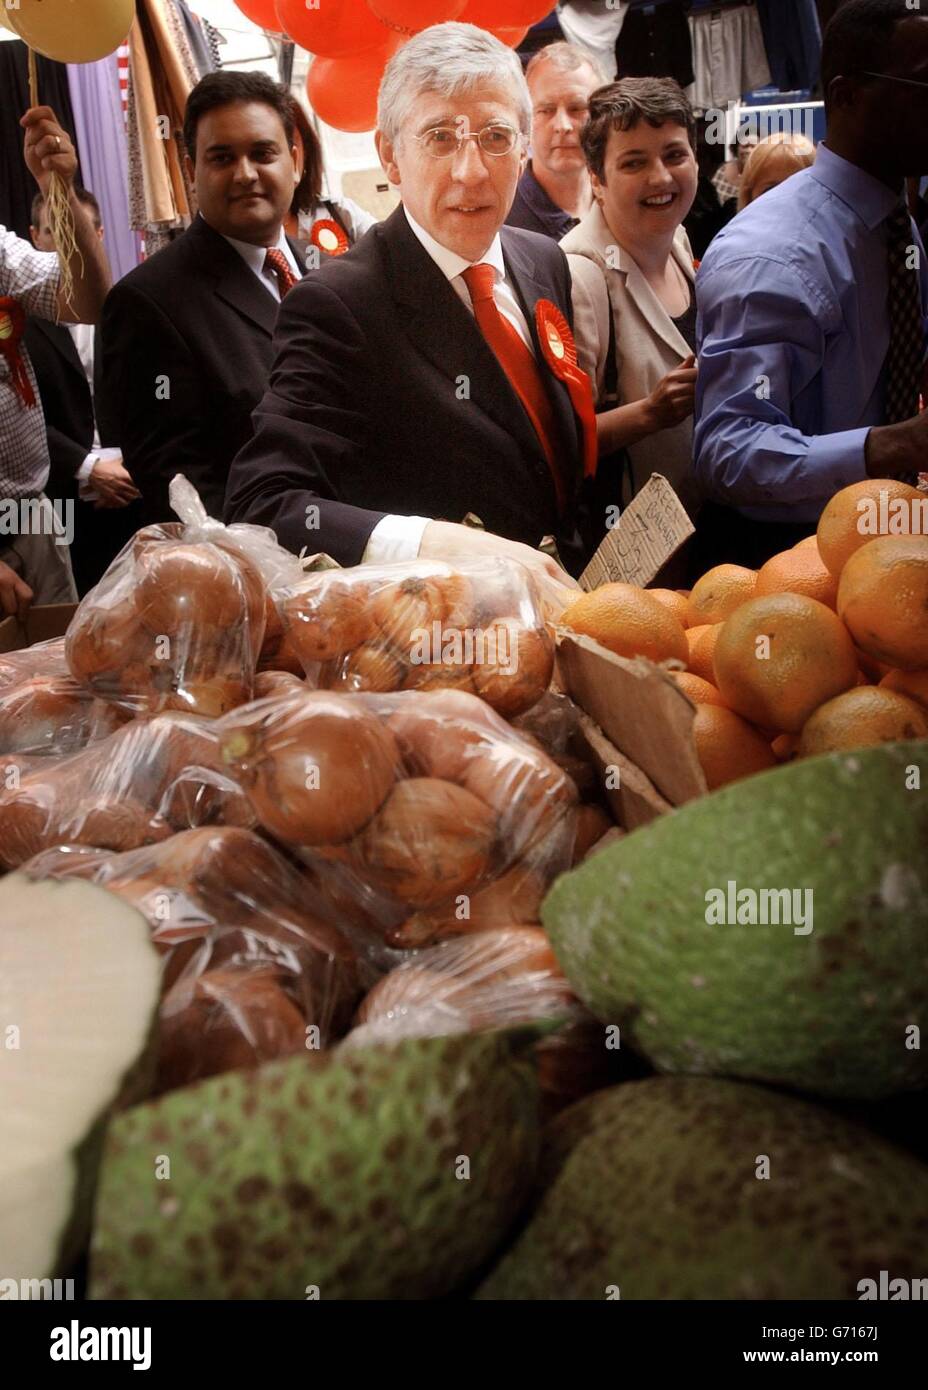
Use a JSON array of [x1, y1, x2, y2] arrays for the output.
[[471, 621, 554, 717], [280, 576, 376, 665], [136, 543, 249, 634]]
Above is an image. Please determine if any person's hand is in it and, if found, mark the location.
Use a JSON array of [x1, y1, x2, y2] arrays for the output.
[[418, 520, 580, 620], [644, 354, 698, 432], [0, 560, 34, 622], [21, 106, 78, 195], [89, 456, 141, 508], [865, 407, 928, 479]]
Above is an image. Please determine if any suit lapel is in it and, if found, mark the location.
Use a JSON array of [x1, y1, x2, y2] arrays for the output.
[[383, 209, 544, 463], [30, 316, 84, 380], [189, 216, 279, 337]]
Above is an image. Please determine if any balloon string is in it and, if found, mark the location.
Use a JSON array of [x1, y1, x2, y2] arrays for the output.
[[28, 46, 80, 319]]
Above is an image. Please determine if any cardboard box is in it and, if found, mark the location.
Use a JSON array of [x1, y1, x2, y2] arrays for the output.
[[557, 631, 708, 812], [0, 604, 77, 654]]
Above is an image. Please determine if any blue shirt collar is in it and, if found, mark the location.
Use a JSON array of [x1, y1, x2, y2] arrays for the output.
[[810, 144, 904, 231]]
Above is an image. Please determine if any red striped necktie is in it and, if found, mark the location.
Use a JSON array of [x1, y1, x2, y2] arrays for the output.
[[264, 247, 299, 298]]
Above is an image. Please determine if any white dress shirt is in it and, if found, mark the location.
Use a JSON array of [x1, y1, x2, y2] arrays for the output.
[[362, 207, 537, 564], [65, 322, 121, 496], [221, 225, 302, 303]]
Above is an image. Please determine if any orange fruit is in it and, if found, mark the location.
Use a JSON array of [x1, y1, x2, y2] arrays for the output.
[[686, 564, 757, 627], [647, 588, 690, 627], [561, 583, 688, 666], [798, 686, 928, 757], [837, 535, 928, 671], [854, 646, 892, 684], [712, 593, 858, 733], [691, 704, 776, 790], [792, 535, 822, 554], [754, 545, 838, 610], [668, 671, 728, 707], [685, 623, 722, 683], [816, 478, 924, 577], [879, 668, 928, 712]]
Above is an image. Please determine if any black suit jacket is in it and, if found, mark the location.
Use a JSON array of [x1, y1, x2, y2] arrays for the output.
[[98, 215, 307, 526], [224, 207, 586, 571], [22, 317, 141, 594]]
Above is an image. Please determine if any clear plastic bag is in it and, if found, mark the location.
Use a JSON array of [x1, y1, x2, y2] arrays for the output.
[[22, 826, 361, 1094], [0, 636, 69, 691], [216, 686, 577, 948], [0, 674, 129, 757], [276, 557, 555, 718], [63, 477, 304, 718], [0, 712, 255, 869]]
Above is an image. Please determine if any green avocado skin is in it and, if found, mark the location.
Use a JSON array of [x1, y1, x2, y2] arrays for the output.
[[89, 1033, 539, 1300], [477, 1076, 928, 1300], [542, 743, 928, 1100]]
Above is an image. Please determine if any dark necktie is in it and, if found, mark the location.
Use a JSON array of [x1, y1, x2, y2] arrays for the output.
[[461, 262, 565, 513], [264, 247, 299, 299], [883, 204, 925, 426]]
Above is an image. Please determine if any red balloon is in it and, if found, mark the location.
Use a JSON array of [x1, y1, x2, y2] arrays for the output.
[[461, 0, 552, 25], [488, 26, 529, 48], [367, 0, 467, 32], [234, 0, 285, 32], [276, 0, 389, 56], [307, 39, 403, 132]]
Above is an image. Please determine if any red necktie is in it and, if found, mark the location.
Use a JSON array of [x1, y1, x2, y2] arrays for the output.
[[461, 262, 565, 512], [264, 247, 299, 298]]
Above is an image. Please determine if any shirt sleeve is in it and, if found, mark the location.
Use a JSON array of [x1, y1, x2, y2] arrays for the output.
[[362, 514, 431, 565], [0, 226, 61, 322], [566, 253, 608, 406], [694, 254, 869, 512]]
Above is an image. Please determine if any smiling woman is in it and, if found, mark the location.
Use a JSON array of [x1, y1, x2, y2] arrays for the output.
[[561, 77, 701, 516]]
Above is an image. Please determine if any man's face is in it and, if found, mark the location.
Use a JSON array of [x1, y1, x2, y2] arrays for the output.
[[187, 100, 298, 245], [529, 60, 600, 178], [855, 15, 928, 174], [591, 121, 697, 242], [31, 210, 103, 251], [377, 82, 526, 261]]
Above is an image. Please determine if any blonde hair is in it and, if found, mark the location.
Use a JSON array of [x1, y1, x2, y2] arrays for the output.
[[738, 134, 815, 210]]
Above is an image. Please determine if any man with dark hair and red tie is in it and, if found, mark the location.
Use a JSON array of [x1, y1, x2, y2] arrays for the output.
[[99, 72, 308, 526], [692, 0, 928, 571], [224, 24, 592, 586]]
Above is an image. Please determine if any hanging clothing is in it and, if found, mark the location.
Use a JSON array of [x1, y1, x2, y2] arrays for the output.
[[173, 1, 217, 81], [164, 0, 202, 91], [67, 56, 138, 283], [557, 1, 628, 83], [0, 42, 82, 242], [757, 0, 822, 94], [688, 3, 771, 110], [126, 0, 196, 236], [615, 1, 694, 89]]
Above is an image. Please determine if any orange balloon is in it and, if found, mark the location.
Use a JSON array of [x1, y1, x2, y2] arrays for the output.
[[367, 0, 467, 31], [276, 0, 389, 56], [235, 0, 285, 33], [307, 39, 403, 133], [461, 0, 553, 24], [488, 26, 529, 47]]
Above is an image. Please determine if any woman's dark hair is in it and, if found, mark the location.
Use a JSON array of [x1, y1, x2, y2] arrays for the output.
[[821, 0, 914, 108], [183, 70, 296, 160], [580, 78, 696, 182], [289, 99, 324, 217]]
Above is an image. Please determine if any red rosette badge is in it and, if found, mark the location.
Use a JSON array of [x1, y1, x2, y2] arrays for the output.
[[535, 299, 597, 479], [0, 298, 36, 408], [310, 218, 349, 257]]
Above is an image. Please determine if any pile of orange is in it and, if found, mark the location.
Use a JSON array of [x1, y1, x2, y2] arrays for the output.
[[560, 478, 928, 792]]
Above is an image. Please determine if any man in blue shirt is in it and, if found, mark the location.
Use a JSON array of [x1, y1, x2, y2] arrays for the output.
[[692, 0, 928, 570]]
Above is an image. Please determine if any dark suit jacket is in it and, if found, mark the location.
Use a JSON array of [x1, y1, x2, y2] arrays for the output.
[[98, 215, 307, 526], [22, 316, 141, 594], [224, 206, 587, 571]]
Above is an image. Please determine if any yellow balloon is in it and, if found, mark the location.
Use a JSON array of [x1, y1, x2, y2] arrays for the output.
[[8, 0, 136, 63]]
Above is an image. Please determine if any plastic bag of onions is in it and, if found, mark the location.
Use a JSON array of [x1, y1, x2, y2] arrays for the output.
[[0, 712, 255, 870], [64, 476, 305, 718], [0, 674, 128, 758], [275, 556, 555, 718], [216, 686, 577, 948], [23, 827, 361, 1090], [0, 636, 69, 691]]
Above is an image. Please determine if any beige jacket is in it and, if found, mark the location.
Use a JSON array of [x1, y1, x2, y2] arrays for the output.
[[562, 204, 698, 513]]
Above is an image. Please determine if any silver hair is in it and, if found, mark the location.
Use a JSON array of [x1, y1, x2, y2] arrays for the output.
[[377, 22, 532, 146], [525, 40, 605, 85]]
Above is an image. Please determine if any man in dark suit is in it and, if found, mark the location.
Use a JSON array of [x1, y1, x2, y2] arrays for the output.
[[99, 72, 307, 527], [224, 23, 590, 587], [25, 188, 142, 594]]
